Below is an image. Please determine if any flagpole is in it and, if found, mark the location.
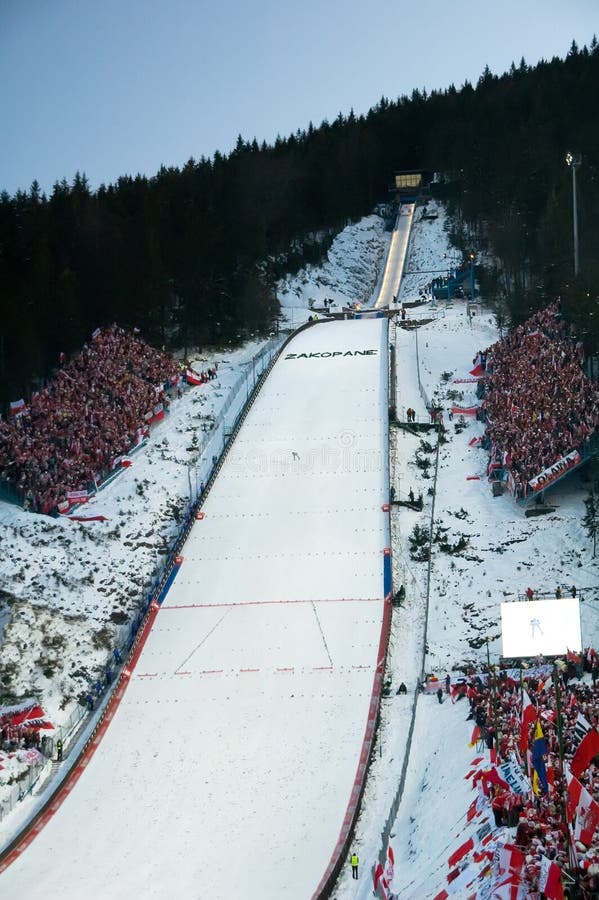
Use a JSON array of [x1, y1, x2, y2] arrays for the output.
[[553, 662, 578, 893], [553, 664, 565, 766], [486, 637, 501, 757]]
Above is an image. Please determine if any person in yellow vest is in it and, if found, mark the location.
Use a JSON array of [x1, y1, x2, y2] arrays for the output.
[[350, 851, 359, 879]]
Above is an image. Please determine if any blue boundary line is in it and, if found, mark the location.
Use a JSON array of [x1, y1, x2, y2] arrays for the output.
[[156, 561, 182, 606]]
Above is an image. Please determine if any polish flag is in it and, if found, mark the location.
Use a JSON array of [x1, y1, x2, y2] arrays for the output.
[[519, 690, 536, 755], [538, 855, 564, 900], [186, 369, 204, 386]]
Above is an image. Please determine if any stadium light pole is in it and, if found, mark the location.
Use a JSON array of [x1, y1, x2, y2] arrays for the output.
[[565, 152, 582, 276]]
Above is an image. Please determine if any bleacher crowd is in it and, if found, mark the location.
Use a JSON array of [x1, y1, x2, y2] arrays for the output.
[[479, 301, 599, 497], [451, 650, 599, 898], [0, 326, 180, 515]]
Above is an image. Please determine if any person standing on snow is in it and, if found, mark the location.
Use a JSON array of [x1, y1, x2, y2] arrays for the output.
[[350, 851, 359, 879]]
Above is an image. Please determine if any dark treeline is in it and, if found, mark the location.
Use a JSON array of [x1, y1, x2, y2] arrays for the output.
[[1, 38, 599, 406]]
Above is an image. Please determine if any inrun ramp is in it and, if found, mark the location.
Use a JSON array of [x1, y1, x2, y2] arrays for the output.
[[0, 318, 389, 900], [376, 202, 414, 309]]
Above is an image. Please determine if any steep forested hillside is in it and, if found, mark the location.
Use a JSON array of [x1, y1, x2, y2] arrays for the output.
[[1, 38, 598, 406]]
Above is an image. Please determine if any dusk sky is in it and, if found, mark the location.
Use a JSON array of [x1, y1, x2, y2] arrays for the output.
[[2, 0, 597, 195]]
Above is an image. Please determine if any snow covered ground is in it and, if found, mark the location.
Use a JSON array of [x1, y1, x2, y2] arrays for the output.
[[277, 214, 390, 326], [1, 199, 598, 899]]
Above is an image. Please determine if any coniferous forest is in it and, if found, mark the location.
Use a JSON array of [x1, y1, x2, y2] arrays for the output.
[[1, 38, 599, 408]]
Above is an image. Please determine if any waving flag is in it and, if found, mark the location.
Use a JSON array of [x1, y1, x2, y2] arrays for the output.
[[373, 862, 389, 899], [570, 727, 599, 780], [538, 855, 564, 900], [519, 690, 536, 755], [9, 398, 27, 416], [385, 845, 394, 884], [186, 368, 204, 386], [567, 770, 599, 845]]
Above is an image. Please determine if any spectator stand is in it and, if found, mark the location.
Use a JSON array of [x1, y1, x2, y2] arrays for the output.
[[476, 301, 599, 506], [0, 325, 181, 517], [395, 651, 599, 899]]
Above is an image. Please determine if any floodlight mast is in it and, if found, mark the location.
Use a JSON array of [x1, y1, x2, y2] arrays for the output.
[[566, 152, 582, 276]]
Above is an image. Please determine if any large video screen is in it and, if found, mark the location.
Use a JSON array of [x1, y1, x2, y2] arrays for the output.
[[500, 598, 582, 658]]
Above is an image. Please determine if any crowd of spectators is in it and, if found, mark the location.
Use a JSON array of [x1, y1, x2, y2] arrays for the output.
[[479, 301, 599, 497], [0, 325, 180, 515], [450, 650, 599, 898]]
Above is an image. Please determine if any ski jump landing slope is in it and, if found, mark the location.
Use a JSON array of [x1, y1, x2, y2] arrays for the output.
[[0, 318, 390, 900]]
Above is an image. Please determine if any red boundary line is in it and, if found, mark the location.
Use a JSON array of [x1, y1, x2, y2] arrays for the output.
[[310, 595, 392, 900], [0, 602, 161, 874]]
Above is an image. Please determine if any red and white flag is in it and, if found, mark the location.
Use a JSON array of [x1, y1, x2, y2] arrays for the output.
[[66, 489, 88, 504], [575, 794, 599, 847], [491, 872, 527, 899], [567, 771, 599, 845], [519, 690, 536, 754], [570, 728, 599, 780], [385, 845, 395, 885], [493, 842, 525, 882], [448, 836, 474, 869], [538, 855, 564, 900], [186, 368, 204, 386], [373, 862, 389, 899], [9, 398, 26, 416]]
